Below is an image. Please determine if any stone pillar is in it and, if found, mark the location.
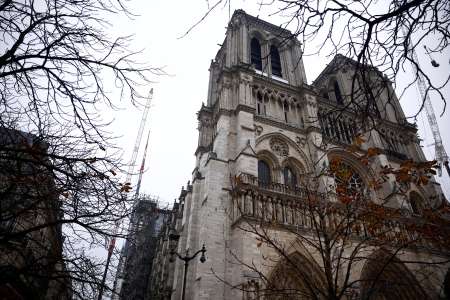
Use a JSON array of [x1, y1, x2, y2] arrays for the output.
[[291, 40, 307, 85], [304, 93, 335, 195], [191, 159, 231, 300]]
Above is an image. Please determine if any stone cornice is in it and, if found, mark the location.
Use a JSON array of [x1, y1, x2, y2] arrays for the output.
[[236, 104, 255, 115], [251, 71, 301, 95], [215, 64, 316, 108], [254, 115, 306, 135], [204, 155, 228, 167], [232, 9, 292, 37], [233, 150, 257, 162], [305, 125, 321, 135]]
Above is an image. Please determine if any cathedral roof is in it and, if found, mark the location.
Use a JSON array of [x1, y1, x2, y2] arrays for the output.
[[312, 54, 383, 86]]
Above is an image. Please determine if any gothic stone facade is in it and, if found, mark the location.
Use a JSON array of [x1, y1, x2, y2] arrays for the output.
[[153, 10, 449, 300]]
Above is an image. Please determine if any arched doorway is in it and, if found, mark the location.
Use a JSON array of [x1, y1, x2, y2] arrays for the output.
[[359, 250, 428, 300], [265, 252, 326, 300]]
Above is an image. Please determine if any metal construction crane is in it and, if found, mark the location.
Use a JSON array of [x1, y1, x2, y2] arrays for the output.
[[109, 130, 152, 300], [98, 89, 153, 300], [134, 130, 151, 199], [125, 88, 153, 186], [409, 48, 450, 177]]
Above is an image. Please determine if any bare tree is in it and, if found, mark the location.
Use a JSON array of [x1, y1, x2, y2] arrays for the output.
[[0, 0, 161, 298]]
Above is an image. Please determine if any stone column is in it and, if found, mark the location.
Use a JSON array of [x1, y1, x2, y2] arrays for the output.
[[304, 93, 335, 195]]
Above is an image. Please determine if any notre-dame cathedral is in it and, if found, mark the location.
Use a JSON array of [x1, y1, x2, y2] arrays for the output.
[[126, 10, 450, 300]]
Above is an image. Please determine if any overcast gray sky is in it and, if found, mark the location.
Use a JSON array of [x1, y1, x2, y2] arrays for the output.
[[106, 0, 450, 206]]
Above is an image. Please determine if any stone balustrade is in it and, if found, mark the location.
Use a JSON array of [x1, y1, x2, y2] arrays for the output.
[[231, 173, 446, 251], [317, 108, 357, 145], [236, 172, 311, 199], [317, 101, 413, 160]]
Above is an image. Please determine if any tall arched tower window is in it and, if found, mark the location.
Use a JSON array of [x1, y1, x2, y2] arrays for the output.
[[334, 80, 344, 105], [270, 45, 282, 77], [258, 160, 271, 186], [251, 38, 262, 71], [283, 166, 297, 188]]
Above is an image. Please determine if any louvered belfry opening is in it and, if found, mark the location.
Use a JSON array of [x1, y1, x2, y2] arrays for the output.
[[270, 45, 282, 77], [251, 38, 262, 71]]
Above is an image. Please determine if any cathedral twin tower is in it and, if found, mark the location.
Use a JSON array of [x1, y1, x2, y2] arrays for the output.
[[148, 10, 448, 300]]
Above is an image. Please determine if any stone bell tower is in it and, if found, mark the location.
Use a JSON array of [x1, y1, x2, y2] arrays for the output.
[[166, 9, 447, 300], [170, 9, 327, 300]]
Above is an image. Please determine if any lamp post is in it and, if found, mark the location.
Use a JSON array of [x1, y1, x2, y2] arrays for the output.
[[170, 243, 206, 300]]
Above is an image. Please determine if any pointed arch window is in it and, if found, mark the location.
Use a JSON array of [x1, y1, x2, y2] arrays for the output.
[[258, 160, 271, 186], [270, 45, 282, 77], [346, 171, 364, 192], [251, 38, 262, 71], [331, 161, 366, 201], [334, 81, 344, 105], [283, 103, 289, 123], [256, 92, 265, 115], [256, 92, 267, 116], [283, 166, 297, 188]]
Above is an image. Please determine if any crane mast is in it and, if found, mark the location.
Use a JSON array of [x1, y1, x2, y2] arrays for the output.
[[408, 48, 450, 177], [125, 88, 153, 185], [134, 130, 151, 199], [98, 89, 153, 300]]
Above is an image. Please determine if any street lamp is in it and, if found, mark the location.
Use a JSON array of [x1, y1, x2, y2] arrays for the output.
[[170, 243, 207, 300]]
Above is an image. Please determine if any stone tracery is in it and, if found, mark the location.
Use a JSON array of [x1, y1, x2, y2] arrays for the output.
[[269, 137, 289, 157]]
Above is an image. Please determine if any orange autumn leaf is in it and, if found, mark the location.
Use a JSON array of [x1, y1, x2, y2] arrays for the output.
[[395, 171, 411, 182], [336, 186, 346, 194], [367, 147, 381, 157], [353, 135, 365, 146], [400, 159, 414, 170], [329, 157, 342, 172], [417, 175, 429, 186], [340, 196, 353, 205], [360, 157, 369, 165]]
